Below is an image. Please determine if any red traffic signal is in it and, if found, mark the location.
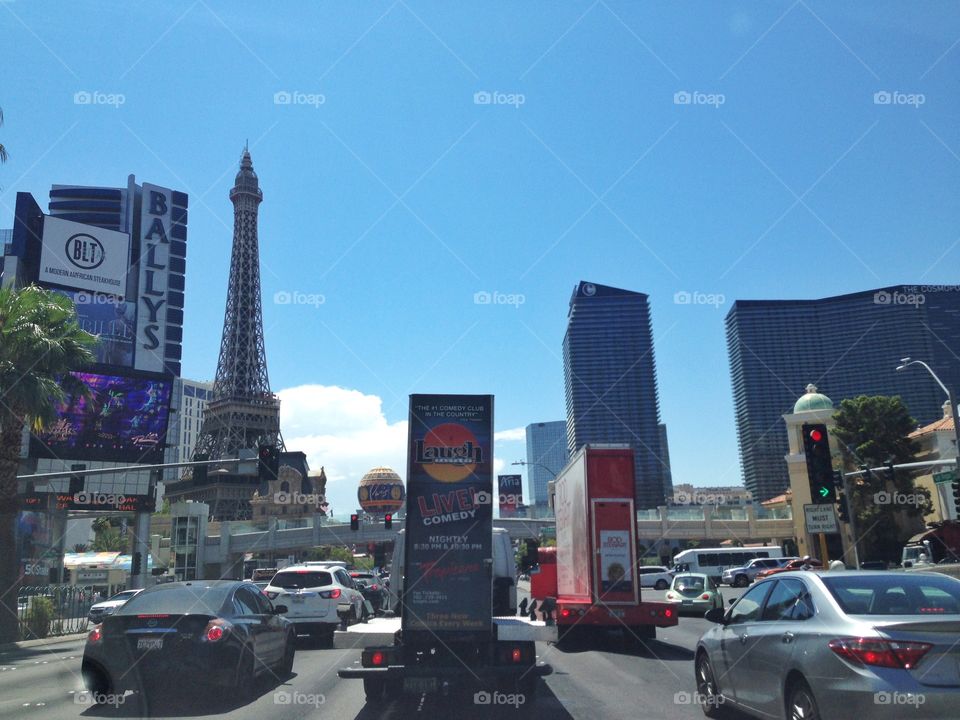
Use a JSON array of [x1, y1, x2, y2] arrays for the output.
[[384, 513, 393, 530], [808, 428, 823, 443], [350, 513, 359, 531]]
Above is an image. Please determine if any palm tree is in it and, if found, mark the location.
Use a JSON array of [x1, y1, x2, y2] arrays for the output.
[[0, 285, 97, 643], [72, 544, 88, 553], [0, 107, 7, 163]]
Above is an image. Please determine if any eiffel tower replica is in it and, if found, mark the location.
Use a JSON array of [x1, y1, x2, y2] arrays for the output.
[[165, 147, 283, 520]]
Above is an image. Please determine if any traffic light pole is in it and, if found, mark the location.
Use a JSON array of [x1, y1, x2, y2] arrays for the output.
[[839, 471, 861, 570], [949, 388, 960, 518]]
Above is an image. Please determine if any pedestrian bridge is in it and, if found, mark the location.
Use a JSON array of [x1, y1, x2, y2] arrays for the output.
[[191, 506, 794, 573]]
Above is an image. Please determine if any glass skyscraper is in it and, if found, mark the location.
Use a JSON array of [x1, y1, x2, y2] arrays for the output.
[[563, 280, 668, 509], [525, 421, 569, 509], [727, 285, 960, 501]]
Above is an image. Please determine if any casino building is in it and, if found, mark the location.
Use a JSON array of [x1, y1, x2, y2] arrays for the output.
[[2, 177, 188, 580]]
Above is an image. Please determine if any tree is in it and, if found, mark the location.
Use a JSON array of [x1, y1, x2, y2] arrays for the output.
[[0, 285, 97, 643], [832, 395, 932, 564], [72, 544, 88, 553], [92, 528, 123, 552]]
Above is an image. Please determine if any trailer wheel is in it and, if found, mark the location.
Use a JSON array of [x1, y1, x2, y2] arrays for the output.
[[363, 678, 385, 702]]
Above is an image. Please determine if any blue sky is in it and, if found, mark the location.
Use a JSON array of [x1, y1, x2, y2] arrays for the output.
[[2, 2, 959, 515]]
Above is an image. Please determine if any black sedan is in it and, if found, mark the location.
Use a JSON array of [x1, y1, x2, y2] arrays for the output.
[[82, 580, 295, 703]]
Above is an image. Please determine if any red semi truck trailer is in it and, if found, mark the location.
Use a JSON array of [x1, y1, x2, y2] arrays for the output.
[[548, 444, 677, 640]]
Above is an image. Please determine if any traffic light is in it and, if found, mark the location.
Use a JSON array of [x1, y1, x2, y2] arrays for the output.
[[837, 492, 850, 523], [885, 461, 896, 483], [833, 469, 844, 489], [131, 552, 142, 576], [802, 423, 836, 504], [258, 445, 280, 483], [952, 478, 960, 513], [350, 513, 360, 531], [62, 567, 71, 583], [69, 464, 85, 496], [384, 513, 393, 530]]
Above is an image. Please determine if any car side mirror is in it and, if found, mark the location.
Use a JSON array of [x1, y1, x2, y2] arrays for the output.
[[704, 607, 725, 624], [273, 604, 288, 614]]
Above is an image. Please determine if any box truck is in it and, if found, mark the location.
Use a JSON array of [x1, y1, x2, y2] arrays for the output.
[[338, 394, 554, 701]]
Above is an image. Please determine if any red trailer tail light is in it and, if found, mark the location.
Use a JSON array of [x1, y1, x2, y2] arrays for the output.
[[560, 608, 571, 618], [664, 608, 674, 618], [370, 651, 385, 666], [511, 647, 522, 663]]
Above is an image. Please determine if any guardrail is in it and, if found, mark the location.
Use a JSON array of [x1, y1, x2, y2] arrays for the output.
[[16, 585, 115, 640]]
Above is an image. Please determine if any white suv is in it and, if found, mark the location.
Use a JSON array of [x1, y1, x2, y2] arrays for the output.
[[265, 564, 365, 645], [638, 565, 674, 590]]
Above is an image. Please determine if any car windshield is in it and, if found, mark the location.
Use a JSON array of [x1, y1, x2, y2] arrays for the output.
[[106, 590, 138, 602], [674, 576, 706, 592], [117, 584, 232, 616], [822, 575, 960, 615], [271, 571, 333, 589]]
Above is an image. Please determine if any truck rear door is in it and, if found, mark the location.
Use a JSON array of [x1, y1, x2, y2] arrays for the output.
[[591, 499, 639, 605]]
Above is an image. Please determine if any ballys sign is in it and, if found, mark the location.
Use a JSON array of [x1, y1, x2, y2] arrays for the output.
[[135, 184, 187, 374]]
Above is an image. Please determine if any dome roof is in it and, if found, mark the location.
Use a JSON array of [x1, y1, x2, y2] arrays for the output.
[[794, 383, 833, 413]]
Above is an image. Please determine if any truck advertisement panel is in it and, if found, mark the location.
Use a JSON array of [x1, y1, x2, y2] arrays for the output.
[[555, 450, 590, 600], [403, 394, 493, 636]]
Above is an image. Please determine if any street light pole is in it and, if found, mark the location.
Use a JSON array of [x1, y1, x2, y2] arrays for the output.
[[896, 357, 960, 515]]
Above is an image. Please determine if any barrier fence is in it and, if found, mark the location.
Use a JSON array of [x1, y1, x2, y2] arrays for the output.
[[16, 584, 123, 640]]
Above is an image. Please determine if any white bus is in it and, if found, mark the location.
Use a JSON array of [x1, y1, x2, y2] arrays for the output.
[[672, 546, 784, 578]]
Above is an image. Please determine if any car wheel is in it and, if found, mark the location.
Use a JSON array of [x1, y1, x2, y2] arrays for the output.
[[654, 579, 668, 590], [734, 575, 749, 588], [278, 635, 295, 676], [694, 652, 723, 718], [787, 679, 821, 720], [234, 645, 257, 701], [82, 662, 111, 697]]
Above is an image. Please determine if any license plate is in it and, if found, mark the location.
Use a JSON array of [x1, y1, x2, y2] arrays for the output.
[[682, 600, 693, 605], [404, 677, 437, 694], [609, 609, 625, 618], [292, 595, 305, 603], [137, 637, 163, 650]]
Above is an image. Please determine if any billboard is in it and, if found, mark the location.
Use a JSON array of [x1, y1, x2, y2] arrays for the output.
[[498, 474, 522, 517], [53, 290, 136, 367], [39, 216, 129, 296], [29, 370, 172, 463], [21, 490, 155, 513], [403, 394, 493, 637]]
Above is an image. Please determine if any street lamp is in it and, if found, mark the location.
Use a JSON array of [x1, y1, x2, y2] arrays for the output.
[[896, 357, 960, 491], [511, 460, 557, 478]]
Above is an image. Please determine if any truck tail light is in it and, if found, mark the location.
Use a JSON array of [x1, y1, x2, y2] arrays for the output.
[[560, 608, 571, 618], [370, 651, 385, 666], [664, 608, 674, 618], [362, 648, 394, 667], [88, 625, 103, 644], [828, 638, 932, 669], [511, 647, 522, 663]]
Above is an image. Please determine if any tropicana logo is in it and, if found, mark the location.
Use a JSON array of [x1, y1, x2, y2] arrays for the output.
[[414, 422, 484, 483]]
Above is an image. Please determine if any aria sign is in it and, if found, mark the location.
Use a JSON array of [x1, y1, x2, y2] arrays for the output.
[[39, 216, 130, 296]]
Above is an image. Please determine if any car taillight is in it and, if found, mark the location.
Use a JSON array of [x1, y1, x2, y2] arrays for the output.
[[266, 591, 278, 599], [88, 625, 103, 644], [666, 592, 676, 600], [370, 584, 378, 591], [203, 619, 231, 642], [560, 608, 571, 618], [701, 594, 710, 600], [320, 588, 341, 599], [828, 638, 933, 669]]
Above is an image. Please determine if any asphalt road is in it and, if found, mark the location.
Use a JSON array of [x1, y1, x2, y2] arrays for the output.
[[0, 586, 750, 720]]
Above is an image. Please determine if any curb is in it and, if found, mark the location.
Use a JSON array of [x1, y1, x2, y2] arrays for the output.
[[0, 631, 89, 653]]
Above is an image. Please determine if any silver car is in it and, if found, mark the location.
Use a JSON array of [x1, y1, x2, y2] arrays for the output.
[[721, 557, 795, 587], [694, 570, 960, 719]]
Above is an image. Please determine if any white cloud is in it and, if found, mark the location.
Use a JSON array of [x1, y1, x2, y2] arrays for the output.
[[277, 384, 407, 516], [494, 426, 526, 442]]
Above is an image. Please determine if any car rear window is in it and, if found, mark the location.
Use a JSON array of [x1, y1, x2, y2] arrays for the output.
[[823, 575, 960, 615], [117, 584, 231, 615], [271, 571, 332, 589]]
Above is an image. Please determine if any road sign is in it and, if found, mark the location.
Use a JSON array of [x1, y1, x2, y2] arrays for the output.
[[804, 503, 839, 534], [933, 470, 957, 485]]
